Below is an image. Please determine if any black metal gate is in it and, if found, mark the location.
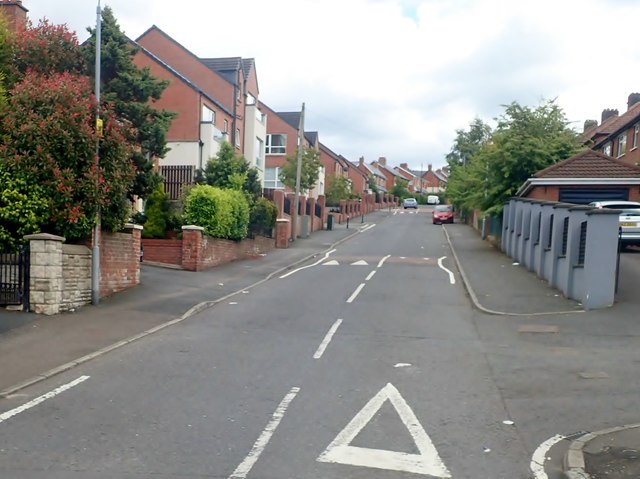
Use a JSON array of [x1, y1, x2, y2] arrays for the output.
[[0, 245, 30, 311]]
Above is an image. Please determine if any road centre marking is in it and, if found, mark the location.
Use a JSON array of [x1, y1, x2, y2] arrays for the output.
[[229, 387, 301, 479], [313, 319, 343, 359], [0, 376, 90, 425], [530, 434, 565, 479], [365, 270, 376, 281], [280, 249, 336, 278], [346, 283, 366, 303], [377, 255, 391, 268], [437, 256, 455, 285], [360, 224, 376, 232], [323, 260, 339, 265], [317, 383, 451, 477]]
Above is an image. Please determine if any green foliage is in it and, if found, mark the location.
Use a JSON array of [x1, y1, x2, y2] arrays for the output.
[[279, 147, 322, 191], [0, 70, 135, 241], [367, 176, 379, 193], [249, 197, 277, 236], [446, 118, 493, 169], [0, 15, 12, 88], [183, 185, 249, 240], [325, 176, 353, 206], [83, 7, 175, 199], [390, 178, 410, 199], [198, 142, 262, 206], [446, 100, 582, 215], [142, 185, 170, 238], [0, 161, 48, 249]]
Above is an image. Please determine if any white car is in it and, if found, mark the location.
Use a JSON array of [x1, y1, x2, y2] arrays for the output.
[[588, 200, 640, 246]]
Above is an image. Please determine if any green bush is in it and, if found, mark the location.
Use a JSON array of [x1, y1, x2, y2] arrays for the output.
[[142, 185, 169, 239], [183, 184, 249, 240], [249, 197, 277, 236]]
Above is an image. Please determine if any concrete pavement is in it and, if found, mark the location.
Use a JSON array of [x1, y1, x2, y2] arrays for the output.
[[0, 210, 637, 478]]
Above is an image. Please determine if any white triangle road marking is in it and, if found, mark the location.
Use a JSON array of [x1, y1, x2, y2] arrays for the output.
[[317, 383, 451, 477], [351, 260, 368, 266], [323, 260, 340, 265]]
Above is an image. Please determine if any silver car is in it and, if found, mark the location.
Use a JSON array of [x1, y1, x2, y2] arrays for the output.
[[588, 200, 640, 246]]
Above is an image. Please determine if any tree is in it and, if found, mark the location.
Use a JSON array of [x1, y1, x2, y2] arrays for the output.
[[279, 147, 322, 191], [325, 176, 353, 206], [390, 178, 410, 199], [0, 71, 135, 241], [445, 118, 492, 169], [198, 142, 262, 204], [83, 7, 175, 200]]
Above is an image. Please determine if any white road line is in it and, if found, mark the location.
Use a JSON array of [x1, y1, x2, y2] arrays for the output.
[[228, 387, 301, 479], [365, 270, 376, 281], [437, 256, 455, 285], [0, 376, 90, 424], [530, 434, 565, 479], [280, 249, 336, 278], [360, 224, 376, 232], [347, 283, 366, 303], [313, 319, 343, 359], [377, 255, 391, 268]]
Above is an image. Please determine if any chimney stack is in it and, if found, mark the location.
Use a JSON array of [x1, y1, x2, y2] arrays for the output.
[[601, 108, 619, 124], [400, 162, 408, 169], [628, 93, 640, 110], [583, 119, 598, 132], [378, 156, 387, 166], [428, 163, 432, 171], [0, 0, 28, 33], [358, 156, 364, 168]]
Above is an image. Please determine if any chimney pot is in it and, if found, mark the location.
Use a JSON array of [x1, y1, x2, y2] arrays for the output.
[[628, 93, 640, 110], [583, 119, 598, 132], [601, 108, 619, 124], [400, 162, 408, 169]]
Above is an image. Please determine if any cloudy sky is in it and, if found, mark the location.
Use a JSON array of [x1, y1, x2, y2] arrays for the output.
[[23, 0, 640, 171]]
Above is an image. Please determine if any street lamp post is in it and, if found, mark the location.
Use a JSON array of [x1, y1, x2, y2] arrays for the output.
[[91, 1, 102, 305]]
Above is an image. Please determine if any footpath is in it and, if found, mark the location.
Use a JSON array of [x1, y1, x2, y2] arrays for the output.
[[0, 209, 638, 479]]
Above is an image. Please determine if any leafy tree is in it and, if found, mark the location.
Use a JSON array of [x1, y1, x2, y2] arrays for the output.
[[390, 178, 410, 199], [141, 185, 170, 238], [83, 7, 175, 199], [0, 71, 135, 240], [279, 147, 322, 191], [249, 197, 277, 236], [325, 176, 353, 206], [445, 118, 493, 169], [183, 184, 249, 240], [5, 19, 85, 89], [0, 15, 12, 86], [198, 142, 262, 204]]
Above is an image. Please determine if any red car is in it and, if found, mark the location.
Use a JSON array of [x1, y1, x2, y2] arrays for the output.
[[432, 204, 454, 224]]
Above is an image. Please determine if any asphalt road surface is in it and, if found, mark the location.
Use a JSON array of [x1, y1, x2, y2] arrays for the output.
[[1, 208, 639, 478]]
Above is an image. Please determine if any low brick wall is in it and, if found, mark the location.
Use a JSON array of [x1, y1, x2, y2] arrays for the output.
[[100, 226, 142, 297], [141, 238, 182, 266]]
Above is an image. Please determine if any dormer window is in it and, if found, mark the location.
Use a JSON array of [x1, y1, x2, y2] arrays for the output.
[[617, 133, 627, 157], [603, 142, 612, 156]]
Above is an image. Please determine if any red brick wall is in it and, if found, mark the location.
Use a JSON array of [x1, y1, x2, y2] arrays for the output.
[[141, 239, 182, 266], [100, 227, 142, 298]]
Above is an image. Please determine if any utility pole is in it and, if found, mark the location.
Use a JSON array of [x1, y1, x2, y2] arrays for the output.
[[91, 1, 102, 305], [291, 102, 305, 242]]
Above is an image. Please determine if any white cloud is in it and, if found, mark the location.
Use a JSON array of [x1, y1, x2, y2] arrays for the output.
[[22, 0, 640, 170]]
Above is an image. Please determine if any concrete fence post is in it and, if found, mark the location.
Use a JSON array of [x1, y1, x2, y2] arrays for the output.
[[23, 233, 65, 315]]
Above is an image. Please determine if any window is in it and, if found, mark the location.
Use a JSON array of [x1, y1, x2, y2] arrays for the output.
[[223, 119, 229, 133], [633, 125, 639, 150], [236, 128, 241, 147], [246, 93, 256, 105], [603, 142, 612, 156], [202, 105, 215, 123], [264, 167, 284, 189], [255, 138, 264, 167], [617, 133, 627, 157], [266, 134, 287, 155]]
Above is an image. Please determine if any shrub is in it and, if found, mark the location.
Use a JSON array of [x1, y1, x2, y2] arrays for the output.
[[183, 185, 249, 240], [249, 197, 277, 236], [142, 185, 169, 239]]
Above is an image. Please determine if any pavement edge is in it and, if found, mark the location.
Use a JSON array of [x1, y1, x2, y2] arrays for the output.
[[0, 226, 363, 398]]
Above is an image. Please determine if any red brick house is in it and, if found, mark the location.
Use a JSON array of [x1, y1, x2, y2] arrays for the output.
[[0, 0, 27, 33], [345, 155, 369, 195], [418, 164, 447, 193], [582, 94, 640, 167], [394, 163, 417, 192], [516, 150, 640, 203], [372, 157, 399, 191], [354, 157, 387, 192], [135, 26, 266, 183]]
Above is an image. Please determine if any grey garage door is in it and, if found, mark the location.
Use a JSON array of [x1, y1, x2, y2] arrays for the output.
[[559, 187, 629, 204]]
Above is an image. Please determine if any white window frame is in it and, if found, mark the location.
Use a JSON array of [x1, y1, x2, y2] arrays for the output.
[[201, 105, 215, 123], [266, 134, 287, 155], [633, 124, 639, 150], [255, 137, 264, 167], [603, 142, 612, 156], [235, 128, 241, 147], [264, 167, 284, 189], [617, 133, 627, 157], [223, 119, 229, 133]]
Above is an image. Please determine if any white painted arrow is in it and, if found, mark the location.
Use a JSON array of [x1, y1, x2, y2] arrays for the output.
[[317, 383, 451, 477], [351, 260, 368, 265]]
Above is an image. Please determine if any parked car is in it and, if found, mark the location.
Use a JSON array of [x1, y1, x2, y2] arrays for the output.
[[588, 200, 640, 246], [427, 195, 440, 205], [403, 198, 418, 209], [432, 204, 454, 224]]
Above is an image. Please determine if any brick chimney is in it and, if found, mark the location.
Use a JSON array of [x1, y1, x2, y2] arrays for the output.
[[428, 163, 432, 171], [628, 93, 640, 110], [0, 0, 28, 33], [358, 156, 365, 168], [583, 119, 598, 132], [378, 156, 386, 166], [400, 162, 408, 169], [601, 108, 619, 124]]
